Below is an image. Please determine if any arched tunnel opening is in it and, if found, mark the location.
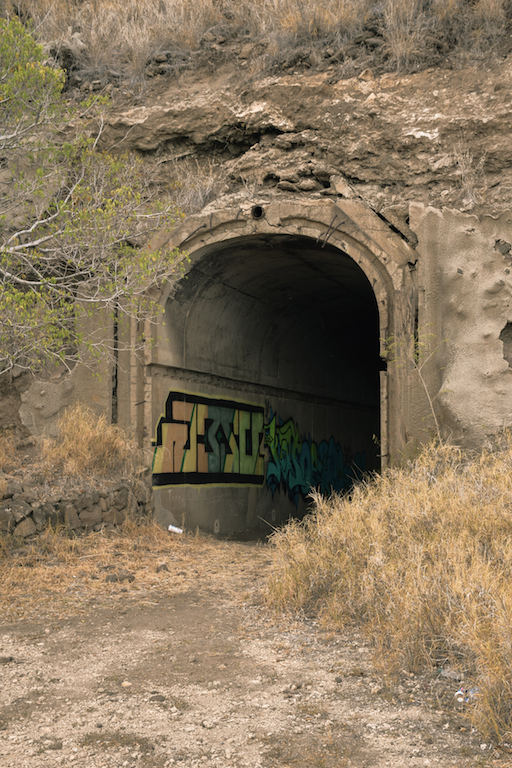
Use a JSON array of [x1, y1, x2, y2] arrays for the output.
[[151, 233, 382, 536]]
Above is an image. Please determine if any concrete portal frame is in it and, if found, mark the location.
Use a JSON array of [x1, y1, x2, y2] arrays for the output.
[[143, 197, 419, 476], [130, 198, 418, 535]]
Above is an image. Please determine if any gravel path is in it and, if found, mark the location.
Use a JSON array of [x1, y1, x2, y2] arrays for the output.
[[0, 539, 504, 768]]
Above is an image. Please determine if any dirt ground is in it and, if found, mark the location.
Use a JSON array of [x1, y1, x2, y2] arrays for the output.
[[0, 534, 508, 768]]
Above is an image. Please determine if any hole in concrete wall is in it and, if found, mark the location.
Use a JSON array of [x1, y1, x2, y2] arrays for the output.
[[495, 239, 511, 256], [251, 205, 264, 220], [500, 322, 512, 367]]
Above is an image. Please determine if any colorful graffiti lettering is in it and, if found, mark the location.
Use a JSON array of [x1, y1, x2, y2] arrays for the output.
[[152, 392, 265, 487], [264, 413, 365, 507], [152, 392, 365, 502]]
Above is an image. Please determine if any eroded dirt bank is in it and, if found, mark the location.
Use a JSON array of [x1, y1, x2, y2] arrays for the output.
[[0, 537, 505, 768]]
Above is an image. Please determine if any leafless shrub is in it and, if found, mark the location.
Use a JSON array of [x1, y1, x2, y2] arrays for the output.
[[454, 143, 488, 208], [163, 157, 224, 214]]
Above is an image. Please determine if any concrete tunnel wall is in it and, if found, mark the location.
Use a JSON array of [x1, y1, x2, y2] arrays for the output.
[[147, 199, 418, 535]]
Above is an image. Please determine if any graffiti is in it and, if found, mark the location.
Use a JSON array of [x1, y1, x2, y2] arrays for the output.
[[264, 412, 365, 507], [152, 391, 365, 503], [152, 391, 265, 487]]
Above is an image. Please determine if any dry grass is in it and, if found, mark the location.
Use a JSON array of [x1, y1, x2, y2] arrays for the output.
[[0, 520, 268, 623], [382, 0, 435, 72], [454, 143, 488, 207], [1, 0, 509, 79], [0, 402, 268, 629], [0, 431, 16, 474], [266, 439, 512, 743], [164, 156, 224, 214], [41, 404, 145, 479], [432, 0, 507, 49], [259, 0, 363, 42]]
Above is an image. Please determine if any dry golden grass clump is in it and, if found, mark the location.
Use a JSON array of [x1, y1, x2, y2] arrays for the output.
[[267, 439, 512, 742], [1, 0, 509, 78], [41, 404, 144, 478], [0, 521, 266, 624]]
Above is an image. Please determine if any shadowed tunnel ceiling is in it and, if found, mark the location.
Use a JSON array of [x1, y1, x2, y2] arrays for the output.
[[164, 234, 381, 414]]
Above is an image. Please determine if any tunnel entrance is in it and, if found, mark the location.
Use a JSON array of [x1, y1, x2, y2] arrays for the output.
[[151, 232, 383, 535]]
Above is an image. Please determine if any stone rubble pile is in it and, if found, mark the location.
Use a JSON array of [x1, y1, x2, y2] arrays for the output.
[[0, 470, 153, 538]]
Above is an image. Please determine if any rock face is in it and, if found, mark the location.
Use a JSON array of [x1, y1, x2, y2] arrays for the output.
[[106, 55, 512, 453], [19, 377, 75, 437], [99, 56, 512, 242], [13, 55, 512, 475], [0, 472, 152, 538]]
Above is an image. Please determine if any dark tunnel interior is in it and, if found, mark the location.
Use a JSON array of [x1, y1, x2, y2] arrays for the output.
[[151, 232, 385, 533]]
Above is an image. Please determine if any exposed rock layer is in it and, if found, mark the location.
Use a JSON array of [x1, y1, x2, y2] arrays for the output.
[[99, 56, 512, 242]]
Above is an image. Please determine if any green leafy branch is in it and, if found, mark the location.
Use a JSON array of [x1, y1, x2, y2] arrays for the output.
[[0, 17, 185, 377]]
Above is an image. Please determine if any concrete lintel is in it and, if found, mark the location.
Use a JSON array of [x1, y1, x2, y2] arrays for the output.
[[158, 197, 414, 257], [148, 362, 378, 412]]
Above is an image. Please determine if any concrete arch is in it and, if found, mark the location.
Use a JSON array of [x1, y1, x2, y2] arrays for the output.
[[157, 199, 401, 339], [144, 198, 417, 534]]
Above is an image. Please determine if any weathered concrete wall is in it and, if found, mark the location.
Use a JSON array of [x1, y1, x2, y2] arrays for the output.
[[13, 53, 512, 534], [150, 379, 374, 535], [18, 305, 114, 437], [18, 195, 512, 534], [19, 363, 112, 438], [411, 203, 512, 447]]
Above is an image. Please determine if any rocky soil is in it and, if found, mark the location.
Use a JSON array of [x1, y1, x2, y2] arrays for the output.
[[0, 537, 506, 768]]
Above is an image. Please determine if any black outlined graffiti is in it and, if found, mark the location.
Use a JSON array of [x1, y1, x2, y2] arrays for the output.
[[152, 391, 265, 487]]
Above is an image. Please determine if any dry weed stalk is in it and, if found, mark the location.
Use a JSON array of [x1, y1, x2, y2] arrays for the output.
[[454, 143, 488, 207], [382, 0, 434, 72], [267, 439, 512, 742], [164, 156, 223, 213], [0, 431, 16, 473], [385, 329, 445, 442]]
